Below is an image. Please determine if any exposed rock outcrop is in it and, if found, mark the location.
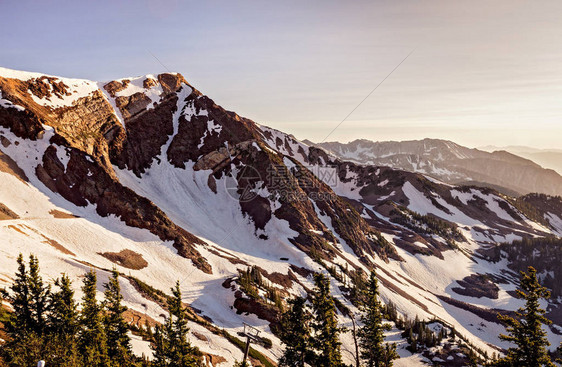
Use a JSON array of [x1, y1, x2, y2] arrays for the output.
[[0, 203, 18, 220], [99, 249, 149, 270], [0, 74, 212, 273], [36, 144, 211, 273]]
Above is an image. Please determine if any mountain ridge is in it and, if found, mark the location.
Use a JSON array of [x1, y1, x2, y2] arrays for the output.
[[1, 66, 561, 366], [479, 145, 562, 176], [309, 138, 562, 197]]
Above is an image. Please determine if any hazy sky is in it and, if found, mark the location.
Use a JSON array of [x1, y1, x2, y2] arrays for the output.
[[1, 0, 562, 149]]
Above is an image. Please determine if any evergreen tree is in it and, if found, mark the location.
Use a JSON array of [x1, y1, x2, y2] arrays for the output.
[[358, 270, 398, 367], [0, 254, 41, 365], [407, 329, 417, 353], [2, 254, 31, 337], [167, 281, 199, 366], [103, 269, 132, 365], [494, 266, 554, 367], [50, 274, 78, 335], [49, 274, 80, 366], [1, 255, 53, 366], [467, 349, 479, 367], [27, 254, 50, 334], [311, 273, 344, 367], [279, 296, 312, 367], [152, 322, 170, 367], [142, 319, 154, 341], [1, 332, 45, 367], [382, 344, 399, 367], [46, 335, 81, 367], [79, 270, 110, 367], [151, 281, 199, 367]]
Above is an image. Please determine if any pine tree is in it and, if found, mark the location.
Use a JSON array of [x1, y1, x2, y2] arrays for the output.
[[143, 319, 154, 341], [152, 322, 170, 367], [1, 332, 45, 367], [0, 254, 56, 366], [50, 274, 78, 335], [358, 270, 398, 367], [1, 254, 40, 365], [167, 281, 199, 366], [407, 329, 417, 353], [311, 273, 344, 367], [279, 296, 312, 367], [3, 254, 32, 336], [79, 270, 110, 367], [103, 269, 132, 365], [467, 349, 479, 367], [382, 344, 399, 367], [151, 281, 199, 367], [27, 254, 50, 334], [494, 266, 554, 367], [49, 274, 80, 366]]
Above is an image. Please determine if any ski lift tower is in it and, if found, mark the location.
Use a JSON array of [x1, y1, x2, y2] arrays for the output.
[[239, 322, 262, 364]]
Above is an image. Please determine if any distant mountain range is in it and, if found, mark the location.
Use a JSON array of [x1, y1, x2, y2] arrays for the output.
[[479, 145, 562, 176], [309, 138, 562, 197]]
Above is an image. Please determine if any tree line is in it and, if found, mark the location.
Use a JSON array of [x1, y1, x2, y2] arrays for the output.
[[491, 266, 560, 367], [278, 271, 398, 367], [1, 255, 561, 366], [487, 236, 562, 298], [0, 254, 201, 367], [278, 266, 562, 367]]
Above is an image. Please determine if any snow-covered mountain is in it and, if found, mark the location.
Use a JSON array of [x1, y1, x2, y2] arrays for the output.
[[0, 67, 561, 366], [311, 139, 562, 197]]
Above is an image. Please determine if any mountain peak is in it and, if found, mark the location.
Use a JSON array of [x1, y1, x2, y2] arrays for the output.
[[2, 66, 562, 365]]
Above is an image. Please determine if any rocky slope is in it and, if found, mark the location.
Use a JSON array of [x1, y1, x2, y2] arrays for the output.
[[311, 139, 562, 197], [0, 67, 561, 366]]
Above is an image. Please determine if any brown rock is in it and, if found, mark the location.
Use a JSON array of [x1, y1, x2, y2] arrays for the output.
[[112, 94, 179, 175], [0, 135, 10, 147], [143, 77, 158, 89], [233, 297, 280, 325], [103, 79, 130, 97], [0, 203, 19, 220], [27, 76, 71, 100], [115, 92, 152, 120], [0, 150, 29, 182], [99, 249, 149, 270], [158, 73, 184, 94]]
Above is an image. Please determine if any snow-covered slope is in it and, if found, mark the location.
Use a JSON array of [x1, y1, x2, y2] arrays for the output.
[[1, 67, 561, 366]]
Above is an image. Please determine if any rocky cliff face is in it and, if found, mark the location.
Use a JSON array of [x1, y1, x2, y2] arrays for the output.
[[0, 70, 212, 273], [1, 67, 561, 365], [313, 138, 562, 197]]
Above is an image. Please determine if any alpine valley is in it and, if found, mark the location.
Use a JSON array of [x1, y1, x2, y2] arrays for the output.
[[0, 67, 561, 366]]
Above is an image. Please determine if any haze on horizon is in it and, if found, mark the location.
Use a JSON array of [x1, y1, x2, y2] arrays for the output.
[[1, 0, 561, 150]]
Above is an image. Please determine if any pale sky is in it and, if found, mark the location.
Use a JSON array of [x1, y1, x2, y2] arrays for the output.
[[1, 0, 561, 149]]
